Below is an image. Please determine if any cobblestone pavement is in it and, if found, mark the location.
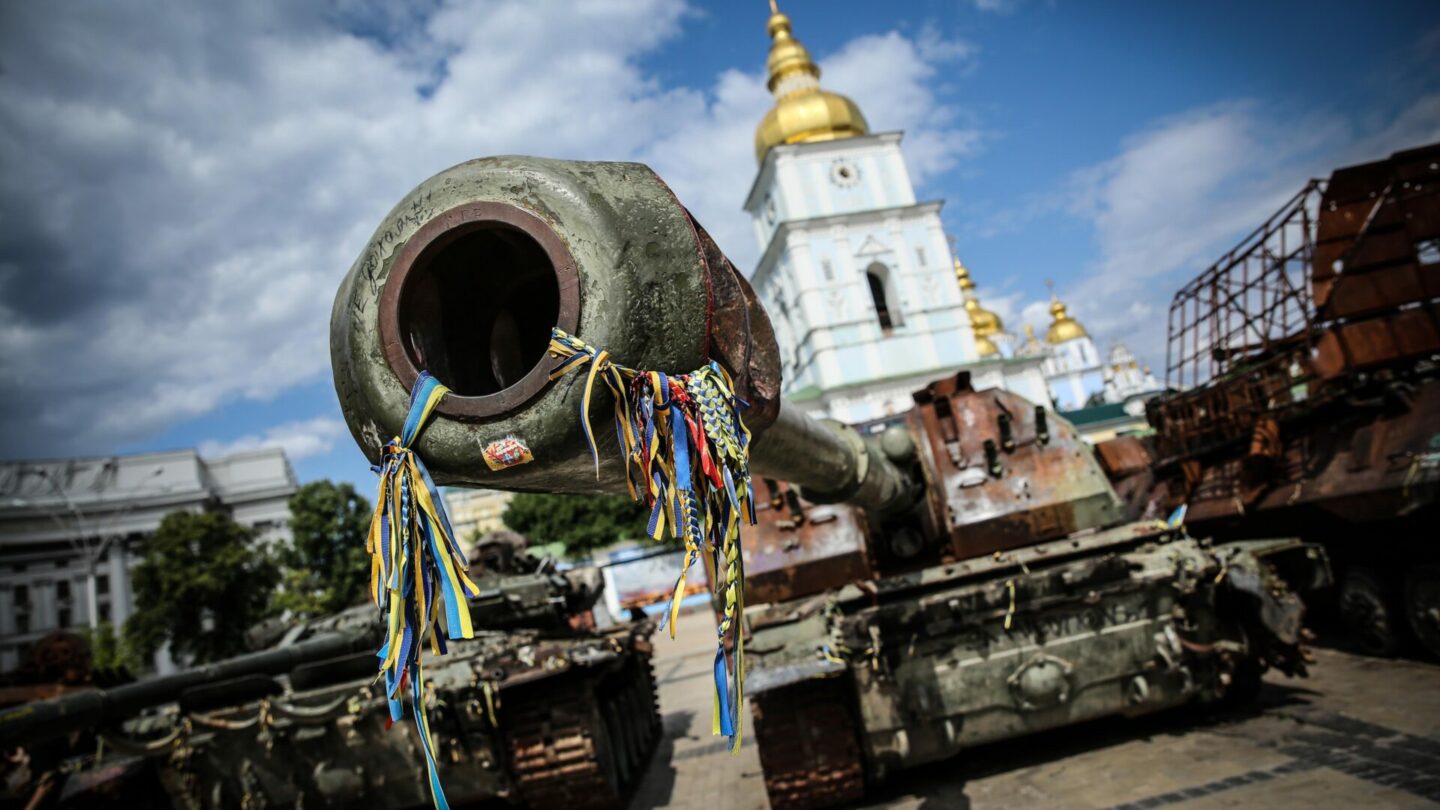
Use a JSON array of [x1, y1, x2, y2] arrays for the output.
[[630, 609, 1440, 810]]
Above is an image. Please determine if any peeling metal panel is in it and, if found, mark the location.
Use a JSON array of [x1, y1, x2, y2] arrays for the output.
[[1174, 378, 1440, 524], [1314, 143, 1440, 322], [1094, 435, 1153, 478]]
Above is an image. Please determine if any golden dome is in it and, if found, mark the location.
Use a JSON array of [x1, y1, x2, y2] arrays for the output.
[[956, 258, 1002, 337], [754, 2, 869, 163], [975, 333, 1000, 357], [965, 297, 1002, 336], [953, 258, 975, 291], [1046, 296, 1088, 344]]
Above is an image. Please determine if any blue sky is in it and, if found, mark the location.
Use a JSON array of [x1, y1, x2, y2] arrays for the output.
[[1, 0, 1437, 495]]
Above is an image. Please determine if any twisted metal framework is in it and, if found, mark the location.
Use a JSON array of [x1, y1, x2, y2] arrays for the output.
[[1155, 181, 1326, 460]]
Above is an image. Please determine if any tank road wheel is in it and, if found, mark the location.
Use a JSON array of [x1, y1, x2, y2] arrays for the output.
[[505, 689, 624, 810], [1339, 567, 1404, 657], [1404, 565, 1440, 659], [753, 679, 866, 810]]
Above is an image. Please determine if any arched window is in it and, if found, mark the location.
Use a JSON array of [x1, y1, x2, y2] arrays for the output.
[[865, 262, 900, 331]]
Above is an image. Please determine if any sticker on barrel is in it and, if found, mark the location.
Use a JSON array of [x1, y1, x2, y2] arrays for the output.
[[483, 436, 534, 470]]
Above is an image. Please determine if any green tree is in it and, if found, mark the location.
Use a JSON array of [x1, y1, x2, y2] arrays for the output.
[[272, 481, 373, 619], [502, 493, 650, 558], [126, 510, 279, 665], [84, 621, 142, 673]]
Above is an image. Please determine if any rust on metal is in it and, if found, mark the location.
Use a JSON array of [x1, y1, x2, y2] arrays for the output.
[[1310, 143, 1440, 379], [912, 372, 1121, 560], [1094, 435, 1166, 520], [340, 156, 882, 498], [1151, 142, 1440, 463], [753, 679, 865, 810], [1162, 380, 1440, 525], [1108, 141, 1440, 540], [744, 479, 872, 605], [1094, 435, 1152, 478], [691, 218, 783, 434], [1150, 181, 1322, 462], [504, 657, 659, 810]]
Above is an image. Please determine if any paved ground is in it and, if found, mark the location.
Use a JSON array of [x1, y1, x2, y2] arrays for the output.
[[630, 609, 1440, 810]]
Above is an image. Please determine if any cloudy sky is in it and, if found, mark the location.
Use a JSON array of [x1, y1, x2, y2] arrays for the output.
[[1, 0, 1437, 491]]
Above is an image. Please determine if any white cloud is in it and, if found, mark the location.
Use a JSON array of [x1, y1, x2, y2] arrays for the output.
[[964, 0, 1024, 14], [824, 31, 983, 185], [0, 0, 981, 457], [1019, 299, 1053, 338], [1014, 95, 1440, 373], [199, 416, 347, 462]]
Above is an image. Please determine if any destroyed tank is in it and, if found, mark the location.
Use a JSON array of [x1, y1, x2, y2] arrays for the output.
[[0, 537, 661, 810], [325, 155, 1331, 809], [1096, 142, 1440, 658], [738, 378, 1328, 808]]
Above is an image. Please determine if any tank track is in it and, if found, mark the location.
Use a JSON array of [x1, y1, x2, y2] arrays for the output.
[[505, 656, 660, 810], [754, 678, 866, 810]]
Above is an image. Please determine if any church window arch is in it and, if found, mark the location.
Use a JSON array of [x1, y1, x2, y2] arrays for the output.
[[865, 262, 901, 332]]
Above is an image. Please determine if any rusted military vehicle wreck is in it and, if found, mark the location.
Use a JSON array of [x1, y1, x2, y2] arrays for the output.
[[1097, 142, 1440, 658], [0, 538, 659, 809]]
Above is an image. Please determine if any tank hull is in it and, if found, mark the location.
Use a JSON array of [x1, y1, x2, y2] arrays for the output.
[[61, 625, 660, 810], [23, 556, 662, 810], [747, 523, 1327, 799]]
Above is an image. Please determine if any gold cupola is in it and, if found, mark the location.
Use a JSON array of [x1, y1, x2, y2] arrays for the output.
[[956, 258, 1003, 357], [754, 1, 870, 163], [1045, 295, 1088, 344]]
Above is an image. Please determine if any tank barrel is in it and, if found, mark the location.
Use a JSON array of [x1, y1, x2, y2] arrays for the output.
[[0, 631, 369, 749], [750, 405, 916, 511], [330, 156, 919, 515]]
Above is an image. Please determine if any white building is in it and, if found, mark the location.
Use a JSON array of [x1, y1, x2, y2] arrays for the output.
[[1015, 319, 1165, 442], [1101, 344, 1161, 405], [0, 448, 296, 673], [443, 488, 515, 546], [744, 6, 1052, 425], [1038, 297, 1106, 410]]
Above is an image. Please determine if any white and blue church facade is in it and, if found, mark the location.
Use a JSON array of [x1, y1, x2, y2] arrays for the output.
[[745, 6, 1051, 425]]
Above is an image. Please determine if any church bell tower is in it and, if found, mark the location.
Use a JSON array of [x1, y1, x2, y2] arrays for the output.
[[744, 2, 984, 424]]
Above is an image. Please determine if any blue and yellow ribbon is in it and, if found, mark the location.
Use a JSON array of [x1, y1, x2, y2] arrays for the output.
[[366, 371, 478, 809], [548, 328, 755, 749]]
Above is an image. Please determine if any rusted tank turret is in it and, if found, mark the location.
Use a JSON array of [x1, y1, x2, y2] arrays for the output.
[[327, 156, 1330, 809]]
